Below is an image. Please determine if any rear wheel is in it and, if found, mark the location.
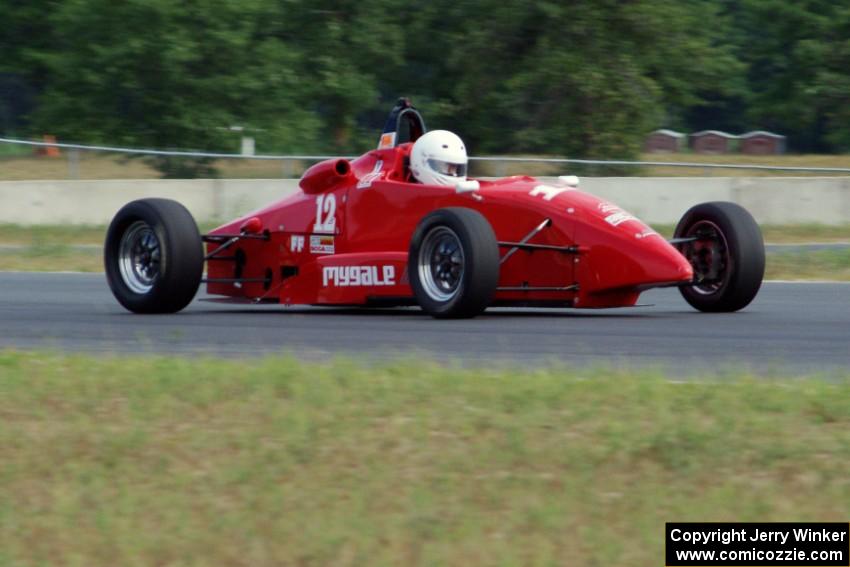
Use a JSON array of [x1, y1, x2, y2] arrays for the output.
[[409, 208, 499, 318], [104, 198, 203, 313], [675, 201, 764, 312]]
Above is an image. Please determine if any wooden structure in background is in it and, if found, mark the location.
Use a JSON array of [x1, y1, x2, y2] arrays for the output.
[[739, 131, 786, 155], [644, 129, 686, 153], [690, 130, 738, 154]]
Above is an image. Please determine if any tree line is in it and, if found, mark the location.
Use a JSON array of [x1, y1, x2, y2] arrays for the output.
[[1, 0, 849, 173]]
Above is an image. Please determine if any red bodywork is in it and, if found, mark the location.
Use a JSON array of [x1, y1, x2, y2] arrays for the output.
[[206, 143, 693, 309]]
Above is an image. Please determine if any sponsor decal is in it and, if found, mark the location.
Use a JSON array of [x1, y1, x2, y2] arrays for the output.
[[378, 132, 396, 149], [529, 184, 571, 201], [289, 235, 305, 253], [357, 160, 384, 189], [604, 211, 638, 226], [635, 229, 659, 239], [598, 201, 638, 226], [323, 265, 396, 287], [310, 234, 335, 254]]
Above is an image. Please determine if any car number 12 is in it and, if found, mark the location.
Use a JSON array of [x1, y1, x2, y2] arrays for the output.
[[313, 194, 336, 233]]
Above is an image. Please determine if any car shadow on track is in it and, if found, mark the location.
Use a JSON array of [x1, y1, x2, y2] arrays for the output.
[[177, 304, 660, 319]]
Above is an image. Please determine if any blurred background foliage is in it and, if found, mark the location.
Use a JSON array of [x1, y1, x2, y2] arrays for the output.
[[2, 0, 850, 173]]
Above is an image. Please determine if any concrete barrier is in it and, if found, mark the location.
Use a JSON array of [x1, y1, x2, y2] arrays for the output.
[[0, 179, 297, 226], [1, 177, 848, 225], [574, 177, 850, 225]]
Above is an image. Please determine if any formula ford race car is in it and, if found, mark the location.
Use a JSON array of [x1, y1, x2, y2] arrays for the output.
[[105, 99, 765, 318]]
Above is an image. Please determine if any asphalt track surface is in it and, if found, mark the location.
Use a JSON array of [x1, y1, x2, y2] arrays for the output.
[[1, 272, 849, 374]]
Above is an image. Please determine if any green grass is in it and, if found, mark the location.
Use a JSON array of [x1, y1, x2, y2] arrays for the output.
[[652, 223, 850, 244], [0, 243, 103, 272], [0, 223, 220, 245], [0, 352, 848, 566], [3, 223, 846, 248], [0, 224, 108, 245], [0, 143, 31, 158], [651, 224, 850, 281], [767, 248, 850, 281], [2, 151, 850, 179], [0, 223, 216, 272], [0, 154, 307, 181], [470, 153, 850, 178], [1, 224, 849, 279], [639, 152, 850, 177]]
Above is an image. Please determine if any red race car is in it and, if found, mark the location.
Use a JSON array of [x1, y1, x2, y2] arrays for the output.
[[105, 99, 765, 318]]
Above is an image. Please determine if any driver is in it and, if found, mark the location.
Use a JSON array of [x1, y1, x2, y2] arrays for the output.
[[410, 130, 468, 186]]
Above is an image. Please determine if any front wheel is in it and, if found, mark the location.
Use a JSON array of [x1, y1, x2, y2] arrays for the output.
[[675, 201, 765, 312], [104, 198, 203, 313], [409, 208, 499, 318]]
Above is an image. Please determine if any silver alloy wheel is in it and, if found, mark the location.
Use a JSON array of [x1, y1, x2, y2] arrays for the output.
[[118, 221, 161, 294], [418, 226, 465, 302], [682, 220, 730, 295]]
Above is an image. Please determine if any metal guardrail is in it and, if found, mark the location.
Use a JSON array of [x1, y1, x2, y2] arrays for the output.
[[0, 137, 339, 161], [471, 155, 850, 173], [3, 136, 850, 173]]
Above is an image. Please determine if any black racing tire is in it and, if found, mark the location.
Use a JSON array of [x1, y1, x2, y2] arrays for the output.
[[674, 201, 765, 312], [409, 207, 500, 319], [104, 198, 203, 314]]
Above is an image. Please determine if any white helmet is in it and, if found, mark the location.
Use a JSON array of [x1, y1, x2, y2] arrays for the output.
[[410, 130, 468, 186]]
